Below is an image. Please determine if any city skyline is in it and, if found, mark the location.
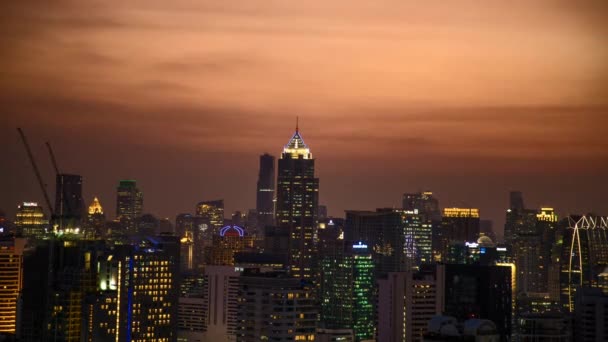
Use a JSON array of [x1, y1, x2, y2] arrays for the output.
[[1, 1, 608, 237]]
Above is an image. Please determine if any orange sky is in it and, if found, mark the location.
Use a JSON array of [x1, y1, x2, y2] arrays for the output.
[[1, 0, 607, 235]]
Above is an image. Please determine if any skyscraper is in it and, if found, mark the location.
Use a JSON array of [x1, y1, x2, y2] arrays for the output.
[[256, 153, 275, 236], [115, 179, 143, 222], [402, 191, 441, 221], [54, 174, 85, 230], [345, 209, 406, 276], [438, 208, 480, 261], [275, 123, 319, 281], [195, 200, 224, 239], [319, 241, 375, 341], [0, 237, 25, 335], [86, 197, 105, 238]]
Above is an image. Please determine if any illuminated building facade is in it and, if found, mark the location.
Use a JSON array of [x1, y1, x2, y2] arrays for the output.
[[86, 197, 105, 238], [19, 239, 100, 342], [402, 191, 441, 222], [398, 209, 433, 268], [0, 237, 25, 335], [54, 174, 85, 230], [236, 270, 317, 342], [116, 180, 143, 232], [559, 215, 608, 312], [319, 241, 375, 342], [195, 200, 224, 243], [275, 124, 319, 281], [256, 153, 275, 236], [88, 236, 180, 342], [14, 202, 48, 239], [345, 209, 406, 276], [377, 269, 440, 342], [438, 208, 480, 262], [205, 225, 254, 266]]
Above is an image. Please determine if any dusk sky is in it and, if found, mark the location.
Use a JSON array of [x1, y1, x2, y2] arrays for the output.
[[1, 1, 607, 237]]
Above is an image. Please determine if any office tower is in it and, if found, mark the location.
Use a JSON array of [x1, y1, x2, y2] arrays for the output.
[[178, 272, 206, 341], [319, 241, 375, 341], [235, 269, 317, 342], [437, 264, 513, 342], [0, 237, 25, 335], [559, 215, 608, 312], [518, 314, 571, 342], [256, 153, 275, 235], [438, 208, 480, 262], [262, 225, 290, 267], [573, 287, 608, 342], [345, 209, 406, 276], [230, 211, 245, 227], [19, 239, 101, 341], [175, 213, 194, 239], [14, 202, 48, 239], [402, 191, 441, 221], [399, 209, 433, 267], [275, 124, 319, 281], [159, 218, 174, 234], [54, 174, 85, 230], [444, 238, 510, 266], [205, 225, 254, 266], [504, 190, 532, 246], [87, 235, 180, 342], [86, 197, 105, 238], [195, 200, 224, 241], [377, 269, 440, 342], [203, 266, 241, 342], [115, 180, 143, 228]]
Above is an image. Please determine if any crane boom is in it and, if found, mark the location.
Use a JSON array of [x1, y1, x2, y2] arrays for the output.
[[45, 141, 60, 175], [17, 128, 54, 215]]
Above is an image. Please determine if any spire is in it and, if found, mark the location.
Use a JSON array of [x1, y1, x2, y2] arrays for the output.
[[283, 118, 311, 159], [296, 116, 299, 133]]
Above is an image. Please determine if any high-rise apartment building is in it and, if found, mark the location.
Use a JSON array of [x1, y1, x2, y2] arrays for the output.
[[256, 154, 275, 236], [275, 124, 319, 281], [0, 237, 25, 335], [116, 180, 143, 223], [54, 174, 85, 230], [14, 202, 48, 239], [203, 266, 241, 342], [377, 269, 440, 342], [235, 270, 317, 342], [86, 235, 180, 342]]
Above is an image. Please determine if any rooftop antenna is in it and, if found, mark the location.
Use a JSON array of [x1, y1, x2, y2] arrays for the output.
[[296, 116, 299, 133]]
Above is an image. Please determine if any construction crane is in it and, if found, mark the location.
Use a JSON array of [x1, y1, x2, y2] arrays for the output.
[[17, 128, 54, 216], [45, 141, 60, 175]]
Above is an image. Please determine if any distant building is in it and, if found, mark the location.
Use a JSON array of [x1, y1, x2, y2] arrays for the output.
[[14, 202, 47, 239], [205, 225, 254, 266], [397, 209, 433, 267], [275, 124, 319, 282], [54, 174, 85, 230], [518, 313, 571, 342], [345, 209, 406, 276], [0, 237, 25, 335], [235, 270, 317, 342], [438, 208, 480, 262], [402, 191, 441, 222], [195, 200, 224, 242], [256, 154, 275, 236], [203, 266, 241, 342], [115, 180, 143, 232], [86, 197, 105, 238]]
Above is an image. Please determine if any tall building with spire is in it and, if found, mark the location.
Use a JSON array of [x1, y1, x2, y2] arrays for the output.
[[256, 153, 275, 237], [276, 120, 319, 282]]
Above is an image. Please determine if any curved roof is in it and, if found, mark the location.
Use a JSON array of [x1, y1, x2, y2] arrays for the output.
[[477, 235, 494, 246], [220, 225, 245, 237], [428, 315, 458, 335], [463, 319, 497, 336]]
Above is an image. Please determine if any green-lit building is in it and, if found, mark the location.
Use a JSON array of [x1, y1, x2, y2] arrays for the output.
[[320, 240, 375, 341]]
